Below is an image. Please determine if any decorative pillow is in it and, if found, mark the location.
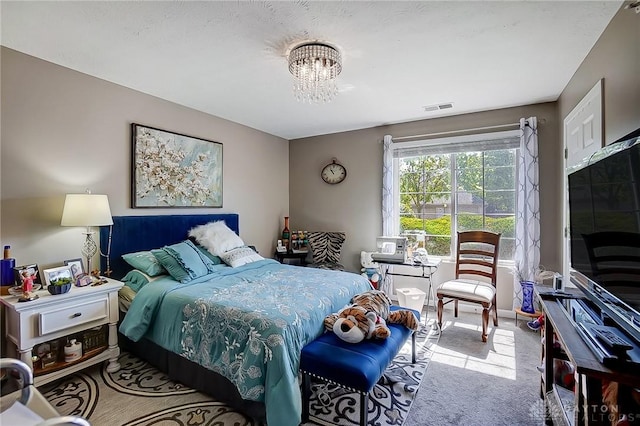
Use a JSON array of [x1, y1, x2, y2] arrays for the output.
[[194, 244, 224, 265], [307, 231, 346, 264], [122, 251, 167, 277], [188, 221, 244, 256], [151, 240, 216, 283], [122, 269, 166, 292], [220, 246, 264, 268]]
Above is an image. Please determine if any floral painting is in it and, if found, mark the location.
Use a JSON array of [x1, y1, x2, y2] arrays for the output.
[[132, 124, 223, 208]]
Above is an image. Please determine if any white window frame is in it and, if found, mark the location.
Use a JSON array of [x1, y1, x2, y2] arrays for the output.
[[392, 130, 520, 260]]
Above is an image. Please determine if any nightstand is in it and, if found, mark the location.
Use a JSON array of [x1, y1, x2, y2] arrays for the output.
[[275, 251, 309, 266], [0, 278, 124, 386]]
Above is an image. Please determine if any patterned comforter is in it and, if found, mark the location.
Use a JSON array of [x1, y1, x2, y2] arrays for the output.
[[119, 259, 371, 426]]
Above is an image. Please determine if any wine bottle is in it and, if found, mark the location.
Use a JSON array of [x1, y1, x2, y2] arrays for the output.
[[282, 217, 290, 251]]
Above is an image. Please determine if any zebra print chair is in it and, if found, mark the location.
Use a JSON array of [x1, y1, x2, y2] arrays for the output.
[[306, 231, 346, 271]]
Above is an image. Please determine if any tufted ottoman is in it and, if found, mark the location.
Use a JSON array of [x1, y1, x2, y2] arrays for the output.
[[300, 306, 419, 426]]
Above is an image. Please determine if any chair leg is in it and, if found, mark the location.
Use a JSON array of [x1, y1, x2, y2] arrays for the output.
[[454, 300, 459, 318], [437, 297, 443, 329], [411, 331, 416, 364], [493, 304, 499, 326], [482, 305, 489, 342]]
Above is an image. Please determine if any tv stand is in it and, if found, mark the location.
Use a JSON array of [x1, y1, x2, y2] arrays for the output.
[[539, 293, 640, 425]]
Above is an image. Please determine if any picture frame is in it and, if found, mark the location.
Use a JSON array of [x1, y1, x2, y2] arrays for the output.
[[13, 264, 42, 287], [131, 123, 223, 208], [64, 258, 85, 279], [42, 266, 74, 287]]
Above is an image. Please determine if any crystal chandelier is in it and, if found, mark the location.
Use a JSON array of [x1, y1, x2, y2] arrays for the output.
[[288, 42, 342, 103]]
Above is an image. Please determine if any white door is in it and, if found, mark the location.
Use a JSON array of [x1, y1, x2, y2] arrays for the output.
[[562, 79, 603, 281]]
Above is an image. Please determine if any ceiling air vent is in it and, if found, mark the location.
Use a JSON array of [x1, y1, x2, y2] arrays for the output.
[[423, 102, 454, 112]]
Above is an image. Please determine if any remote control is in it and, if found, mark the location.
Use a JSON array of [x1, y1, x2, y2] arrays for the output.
[[590, 325, 633, 351]]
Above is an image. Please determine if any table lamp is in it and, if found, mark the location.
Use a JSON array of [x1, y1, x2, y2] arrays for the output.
[[61, 192, 113, 275]]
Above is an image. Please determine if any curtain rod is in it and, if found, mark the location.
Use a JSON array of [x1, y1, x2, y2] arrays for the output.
[[392, 122, 521, 142]]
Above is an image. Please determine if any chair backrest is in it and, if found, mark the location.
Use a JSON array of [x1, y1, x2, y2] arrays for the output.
[[307, 231, 346, 264], [455, 231, 501, 286]]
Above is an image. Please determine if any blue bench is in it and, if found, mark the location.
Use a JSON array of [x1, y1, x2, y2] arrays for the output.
[[300, 306, 419, 426]]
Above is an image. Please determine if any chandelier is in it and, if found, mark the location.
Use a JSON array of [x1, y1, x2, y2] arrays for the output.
[[288, 42, 342, 103]]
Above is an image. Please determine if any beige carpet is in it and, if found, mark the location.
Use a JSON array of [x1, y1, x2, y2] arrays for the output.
[[37, 320, 439, 426], [404, 309, 543, 426]]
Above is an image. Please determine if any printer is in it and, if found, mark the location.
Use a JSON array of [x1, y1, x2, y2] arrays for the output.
[[371, 236, 408, 264]]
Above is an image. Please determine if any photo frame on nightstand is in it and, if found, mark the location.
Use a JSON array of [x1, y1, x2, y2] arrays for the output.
[[42, 266, 74, 287], [64, 258, 85, 279], [13, 264, 42, 287]]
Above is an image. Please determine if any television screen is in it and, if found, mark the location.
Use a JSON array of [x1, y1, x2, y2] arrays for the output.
[[568, 132, 640, 342]]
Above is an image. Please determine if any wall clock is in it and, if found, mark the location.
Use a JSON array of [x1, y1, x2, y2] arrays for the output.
[[321, 159, 347, 184]]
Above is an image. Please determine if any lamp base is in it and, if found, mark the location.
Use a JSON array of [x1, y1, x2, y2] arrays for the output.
[[81, 231, 98, 276]]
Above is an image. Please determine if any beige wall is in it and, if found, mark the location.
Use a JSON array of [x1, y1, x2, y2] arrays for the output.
[[290, 103, 560, 311], [558, 4, 639, 145], [0, 47, 289, 270]]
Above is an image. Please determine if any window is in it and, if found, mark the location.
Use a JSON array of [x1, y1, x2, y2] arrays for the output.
[[393, 131, 519, 260]]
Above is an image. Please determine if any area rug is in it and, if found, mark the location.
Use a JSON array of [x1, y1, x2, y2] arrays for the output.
[[39, 320, 438, 426]]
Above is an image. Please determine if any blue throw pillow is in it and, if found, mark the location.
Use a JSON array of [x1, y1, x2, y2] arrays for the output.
[[122, 269, 153, 292], [194, 244, 224, 265], [151, 240, 215, 283], [122, 250, 167, 277]]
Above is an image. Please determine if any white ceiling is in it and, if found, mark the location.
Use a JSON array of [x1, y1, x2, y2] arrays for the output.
[[1, 1, 622, 140]]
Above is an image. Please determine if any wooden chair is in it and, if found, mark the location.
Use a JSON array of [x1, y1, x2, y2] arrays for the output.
[[436, 231, 501, 342]]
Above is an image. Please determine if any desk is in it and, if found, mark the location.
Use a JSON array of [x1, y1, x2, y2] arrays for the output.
[[378, 258, 441, 322]]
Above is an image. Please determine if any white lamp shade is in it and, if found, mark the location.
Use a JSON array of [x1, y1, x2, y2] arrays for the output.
[[61, 194, 113, 227]]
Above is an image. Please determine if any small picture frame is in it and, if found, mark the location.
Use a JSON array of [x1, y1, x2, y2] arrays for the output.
[[13, 264, 42, 286], [42, 266, 74, 287], [64, 258, 85, 279]]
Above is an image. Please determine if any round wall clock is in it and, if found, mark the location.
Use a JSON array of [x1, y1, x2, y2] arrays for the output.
[[321, 159, 347, 184]]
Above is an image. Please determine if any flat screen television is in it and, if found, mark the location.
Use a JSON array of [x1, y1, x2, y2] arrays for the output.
[[567, 128, 640, 345]]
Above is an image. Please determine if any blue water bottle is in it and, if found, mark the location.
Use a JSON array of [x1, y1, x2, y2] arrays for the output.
[[1, 245, 16, 287]]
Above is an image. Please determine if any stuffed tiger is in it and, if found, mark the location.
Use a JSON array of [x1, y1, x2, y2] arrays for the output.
[[324, 290, 419, 343]]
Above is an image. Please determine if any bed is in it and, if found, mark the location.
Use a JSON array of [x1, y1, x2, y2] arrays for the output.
[[99, 214, 371, 426]]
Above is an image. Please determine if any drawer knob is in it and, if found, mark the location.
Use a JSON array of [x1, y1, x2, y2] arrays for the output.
[[71, 312, 82, 318]]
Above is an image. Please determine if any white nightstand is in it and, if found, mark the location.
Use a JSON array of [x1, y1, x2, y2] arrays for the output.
[[0, 278, 124, 386]]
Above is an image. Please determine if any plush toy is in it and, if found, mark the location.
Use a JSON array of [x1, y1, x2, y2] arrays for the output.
[[324, 290, 419, 344], [360, 251, 381, 289]]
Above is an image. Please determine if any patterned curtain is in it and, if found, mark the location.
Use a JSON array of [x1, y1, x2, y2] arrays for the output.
[[381, 135, 394, 295], [513, 117, 541, 309]]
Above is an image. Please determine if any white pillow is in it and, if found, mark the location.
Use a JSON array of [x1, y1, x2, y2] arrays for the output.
[[188, 221, 245, 256], [220, 246, 264, 268]]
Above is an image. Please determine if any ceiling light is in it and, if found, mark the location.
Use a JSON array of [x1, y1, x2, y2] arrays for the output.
[[288, 42, 342, 104]]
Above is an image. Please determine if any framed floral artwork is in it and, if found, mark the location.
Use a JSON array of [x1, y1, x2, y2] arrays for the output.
[[131, 124, 223, 208]]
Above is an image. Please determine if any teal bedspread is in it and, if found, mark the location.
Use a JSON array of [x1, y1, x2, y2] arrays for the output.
[[119, 259, 371, 426]]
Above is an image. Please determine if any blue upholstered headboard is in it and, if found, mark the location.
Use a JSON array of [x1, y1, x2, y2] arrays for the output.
[[99, 214, 239, 280]]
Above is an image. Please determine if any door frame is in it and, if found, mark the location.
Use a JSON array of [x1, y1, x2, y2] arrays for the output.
[[562, 79, 603, 282]]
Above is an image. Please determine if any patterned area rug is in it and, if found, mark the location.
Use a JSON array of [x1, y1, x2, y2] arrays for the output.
[[39, 320, 438, 426]]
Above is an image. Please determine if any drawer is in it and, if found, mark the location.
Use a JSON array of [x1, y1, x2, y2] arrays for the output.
[[39, 298, 108, 336]]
